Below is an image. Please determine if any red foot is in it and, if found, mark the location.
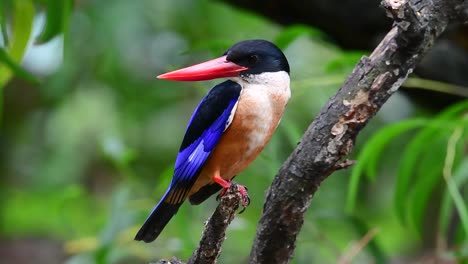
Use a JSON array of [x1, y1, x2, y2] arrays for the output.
[[214, 174, 250, 213], [235, 183, 250, 213]]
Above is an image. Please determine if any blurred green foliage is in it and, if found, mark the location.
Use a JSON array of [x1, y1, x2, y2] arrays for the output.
[[0, 0, 467, 263], [348, 101, 468, 251]]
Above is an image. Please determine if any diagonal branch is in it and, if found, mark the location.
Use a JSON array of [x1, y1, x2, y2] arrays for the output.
[[187, 184, 242, 264], [249, 0, 467, 263], [153, 185, 242, 264]]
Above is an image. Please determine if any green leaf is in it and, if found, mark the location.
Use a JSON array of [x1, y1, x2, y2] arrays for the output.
[[444, 161, 468, 239], [0, 47, 40, 84], [395, 122, 448, 226], [439, 143, 468, 238], [274, 24, 324, 50], [346, 119, 426, 212], [6, 0, 34, 61], [35, 0, 73, 44], [405, 133, 447, 235], [404, 77, 468, 98], [0, 0, 14, 46], [0, 0, 35, 126], [0, 0, 34, 87], [394, 101, 468, 223], [365, 119, 427, 181]]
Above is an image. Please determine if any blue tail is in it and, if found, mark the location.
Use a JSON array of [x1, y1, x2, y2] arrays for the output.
[[134, 189, 183, 243]]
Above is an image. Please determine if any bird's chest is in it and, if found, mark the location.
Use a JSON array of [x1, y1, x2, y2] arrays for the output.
[[195, 75, 290, 188], [213, 85, 289, 175], [232, 89, 284, 153]]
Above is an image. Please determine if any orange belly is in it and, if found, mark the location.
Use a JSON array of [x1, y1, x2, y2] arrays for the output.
[[188, 89, 288, 196]]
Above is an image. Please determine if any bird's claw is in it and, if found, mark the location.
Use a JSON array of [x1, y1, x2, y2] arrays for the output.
[[216, 182, 250, 213], [236, 184, 250, 214]]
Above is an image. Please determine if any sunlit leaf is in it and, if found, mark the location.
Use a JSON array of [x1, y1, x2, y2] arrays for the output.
[[0, 0, 34, 87], [6, 0, 33, 61]]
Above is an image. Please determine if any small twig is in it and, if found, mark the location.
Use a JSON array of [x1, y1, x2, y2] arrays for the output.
[[187, 184, 242, 264], [337, 227, 380, 264], [403, 77, 468, 98]]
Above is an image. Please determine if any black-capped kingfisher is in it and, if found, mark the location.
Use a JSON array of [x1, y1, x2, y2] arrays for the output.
[[135, 39, 290, 242]]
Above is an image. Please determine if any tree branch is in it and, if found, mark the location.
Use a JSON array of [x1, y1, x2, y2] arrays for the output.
[[249, 0, 467, 263], [153, 185, 242, 264], [187, 184, 242, 264], [152, 257, 185, 264]]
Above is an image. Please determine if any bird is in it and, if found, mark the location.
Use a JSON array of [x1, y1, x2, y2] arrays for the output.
[[135, 39, 290, 243]]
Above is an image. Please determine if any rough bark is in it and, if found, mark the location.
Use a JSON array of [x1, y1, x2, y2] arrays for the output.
[[249, 0, 468, 263], [152, 185, 242, 264], [187, 184, 243, 264], [152, 257, 185, 264]]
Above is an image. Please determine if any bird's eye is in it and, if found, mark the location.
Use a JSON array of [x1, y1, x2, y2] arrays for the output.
[[248, 55, 258, 65]]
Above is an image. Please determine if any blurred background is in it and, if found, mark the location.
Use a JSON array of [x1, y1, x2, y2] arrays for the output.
[[0, 0, 467, 263]]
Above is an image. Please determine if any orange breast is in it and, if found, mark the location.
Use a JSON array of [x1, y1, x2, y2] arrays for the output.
[[188, 88, 289, 195]]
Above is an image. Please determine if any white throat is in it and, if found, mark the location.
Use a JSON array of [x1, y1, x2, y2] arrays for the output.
[[230, 71, 291, 99], [226, 71, 291, 155]]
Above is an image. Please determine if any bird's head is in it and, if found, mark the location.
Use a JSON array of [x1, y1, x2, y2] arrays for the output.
[[157, 39, 289, 82]]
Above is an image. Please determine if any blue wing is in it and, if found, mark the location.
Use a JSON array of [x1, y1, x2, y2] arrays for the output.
[[134, 80, 241, 242], [165, 80, 242, 204]]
